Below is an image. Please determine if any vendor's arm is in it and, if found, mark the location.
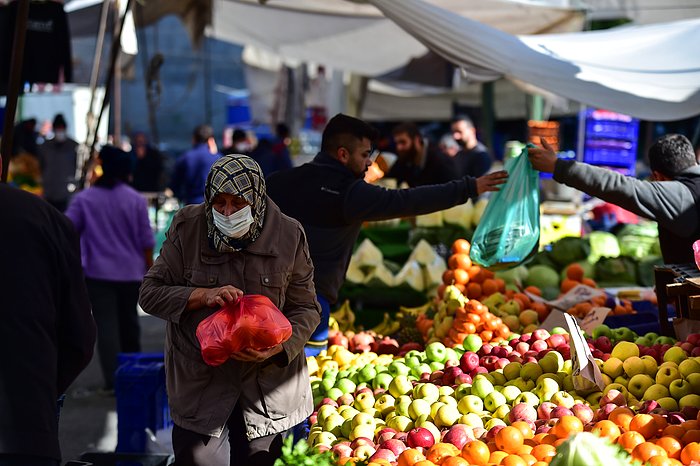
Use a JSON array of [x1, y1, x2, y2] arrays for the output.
[[529, 138, 696, 235], [344, 171, 507, 222]]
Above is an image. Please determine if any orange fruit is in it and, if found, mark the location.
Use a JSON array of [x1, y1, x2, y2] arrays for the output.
[[682, 420, 699, 431], [414, 461, 438, 466], [496, 427, 525, 454], [552, 416, 584, 439], [399, 448, 427, 466], [524, 286, 542, 296], [532, 463, 549, 466], [566, 263, 585, 281], [452, 239, 471, 255], [453, 268, 470, 285], [441, 457, 469, 466], [609, 407, 635, 431], [648, 456, 675, 466], [592, 420, 621, 441], [618, 431, 646, 452], [520, 453, 537, 466], [515, 444, 533, 455], [629, 413, 659, 439], [560, 278, 579, 293], [511, 421, 535, 439], [682, 429, 700, 445], [632, 442, 668, 462], [531, 444, 557, 462], [536, 433, 558, 446], [481, 279, 499, 296], [582, 278, 597, 287], [426, 443, 460, 465], [681, 442, 700, 465], [501, 455, 528, 466], [466, 282, 482, 300], [449, 253, 472, 271], [489, 451, 509, 465], [656, 436, 683, 460], [664, 425, 687, 440], [461, 440, 491, 466]]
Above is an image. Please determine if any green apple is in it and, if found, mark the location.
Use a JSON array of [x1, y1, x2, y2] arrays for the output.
[[603, 383, 629, 399], [484, 418, 507, 430], [679, 359, 700, 379], [503, 362, 523, 381], [533, 377, 560, 402], [313, 431, 337, 447], [493, 404, 511, 422], [388, 375, 413, 398], [338, 405, 360, 420], [614, 376, 629, 388], [656, 365, 682, 386], [679, 394, 700, 409], [502, 385, 522, 403], [550, 391, 575, 408], [413, 383, 440, 403], [326, 387, 343, 400], [669, 379, 693, 400], [592, 324, 613, 339], [404, 356, 422, 370], [411, 363, 432, 379], [611, 341, 640, 360], [641, 356, 658, 377], [635, 336, 652, 347], [322, 413, 345, 437], [435, 404, 462, 428], [623, 357, 646, 378], [664, 346, 688, 366], [520, 362, 544, 382], [642, 383, 670, 401], [458, 394, 484, 414], [445, 348, 460, 365], [317, 404, 339, 425], [429, 361, 445, 372], [601, 374, 613, 387], [655, 336, 676, 345], [439, 385, 455, 397], [351, 412, 375, 428], [657, 397, 679, 411], [686, 373, 700, 394], [388, 360, 411, 377], [490, 372, 507, 387], [484, 391, 507, 412], [353, 391, 375, 411], [386, 415, 413, 432], [644, 332, 659, 342], [463, 334, 482, 353], [559, 373, 575, 392], [374, 394, 395, 416], [438, 395, 458, 407], [320, 377, 336, 393], [539, 352, 564, 374], [372, 372, 394, 391], [602, 357, 624, 379], [425, 342, 448, 363], [454, 383, 472, 400], [357, 364, 377, 384], [471, 375, 495, 399], [562, 360, 573, 375], [586, 391, 603, 407], [395, 395, 412, 417], [430, 402, 446, 421], [460, 412, 484, 429], [408, 398, 432, 421], [627, 374, 655, 400], [515, 391, 540, 407]]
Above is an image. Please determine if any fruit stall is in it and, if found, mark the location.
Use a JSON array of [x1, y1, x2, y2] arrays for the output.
[[296, 235, 700, 466]]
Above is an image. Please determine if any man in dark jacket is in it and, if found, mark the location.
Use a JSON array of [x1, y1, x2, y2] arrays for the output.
[[267, 114, 507, 355], [169, 124, 220, 205], [451, 115, 493, 178], [0, 182, 96, 465], [387, 122, 458, 187], [528, 134, 700, 264]]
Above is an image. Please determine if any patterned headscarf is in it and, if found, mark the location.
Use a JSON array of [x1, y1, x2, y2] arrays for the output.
[[204, 154, 267, 252]]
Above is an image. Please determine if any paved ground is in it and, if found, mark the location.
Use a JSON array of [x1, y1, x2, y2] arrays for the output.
[[58, 312, 168, 464]]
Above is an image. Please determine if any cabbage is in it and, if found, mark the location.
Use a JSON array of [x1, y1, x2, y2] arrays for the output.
[[496, 265, 529, 287], [415, 211, 443, 227], [395, 260, 425, 291], [550, 432, 634, 466], [363, 263, 395, 288], [637, 256, 663, 287], [524, 265, 560, 290], [423, 255, 447, 289], [345, 258, 366, 284], [594, 256, 637, 286], [408, 239, 440, 266], [587, 231, 620, 263], [550, 237, 590, 266], [353, 239, 383, 271], [443, 202, 474, 229], [616, 222, 660, 260]]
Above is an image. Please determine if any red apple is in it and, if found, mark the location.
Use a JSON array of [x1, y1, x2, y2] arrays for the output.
[[571, 403, 594, 425], [331, 443, 353, 459], [369, 448, 397, 463], [460, 352, 480, 372], [406, 427, 435, 449], [537, 402, 557, 420], [379, 438, 407, 457], [509, 403, 537, 424], [442, 424, 474, 450], [550, 406, 574, 419]]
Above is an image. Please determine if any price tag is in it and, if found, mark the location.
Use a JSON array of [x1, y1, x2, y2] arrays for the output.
[[578, 307, 611, 335], [549, 285, 605, 311], [563, 314, 605, 392]]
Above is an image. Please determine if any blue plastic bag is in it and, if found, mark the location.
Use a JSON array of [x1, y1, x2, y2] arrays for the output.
[[469, 145, 540, 270]]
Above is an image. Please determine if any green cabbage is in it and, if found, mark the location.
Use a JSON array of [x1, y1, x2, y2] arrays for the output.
[[550, 432, 637, 466], [594, 256, 638, 286], [550, 237, 591, 266], [587, 231, 621, 263]]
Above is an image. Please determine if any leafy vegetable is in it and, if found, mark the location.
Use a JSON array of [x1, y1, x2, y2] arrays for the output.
[[550, 432, 638, 466], [587, 231, 621, 263], [550, 237, 590, 267], [274, 437, 336, 466]]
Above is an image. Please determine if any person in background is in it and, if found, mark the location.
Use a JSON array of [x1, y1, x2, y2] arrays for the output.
[[439, 133, 460, 157], [271, 123, 293, 172], [387, 122, 458, 187], [267, 114, 508, 356], [170, 124, 221, 204], [130, 131, 164, 193], [0, 172, 95, 465], [12, 118, 40, 157], [528, 134, 700, 264], [37, 114, 79, 212], [65, 146, 155, 391], [223, 129, 252, 156], [451, 114, 493, 178], [139, 155, 320, 466]]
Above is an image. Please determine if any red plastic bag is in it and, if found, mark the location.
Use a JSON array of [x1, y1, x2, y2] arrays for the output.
[[196, 294, 292, 366], [694, 239, 700, 271]]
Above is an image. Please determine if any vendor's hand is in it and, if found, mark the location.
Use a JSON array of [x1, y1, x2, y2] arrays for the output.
[[476, 170, 509, 194], [528, 137, 558, 173], [202, 285, 243, 307], [230, 344, 283, 363]]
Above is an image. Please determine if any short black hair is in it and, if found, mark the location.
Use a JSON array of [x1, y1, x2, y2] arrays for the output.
[[193, 124, 214, 144], [275, 123, 290, 139], [231, 129, 247, 143], [648, 134, 696, 178], [53, 114, 67, 129], [451, 114, 474, 128], [321, 113, 379, 154], [392, 122, 421, 139]]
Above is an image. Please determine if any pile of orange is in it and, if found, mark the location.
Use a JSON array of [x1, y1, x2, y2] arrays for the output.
[[560, 263, 635, 318], [438, 239, 500, 302], [444, 298, 511, 347]]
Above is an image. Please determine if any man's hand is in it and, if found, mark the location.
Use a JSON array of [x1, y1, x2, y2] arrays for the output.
[[202, 285, 243, 308], [527, 137, 558, 173], [230, 344, 283, 363], [476, 170, 509, 195]]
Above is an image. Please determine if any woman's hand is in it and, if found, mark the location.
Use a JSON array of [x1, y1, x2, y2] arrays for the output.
[[230, 344, 283, 363], [475, 170, 509, 194], [187, 285, 243, 310]]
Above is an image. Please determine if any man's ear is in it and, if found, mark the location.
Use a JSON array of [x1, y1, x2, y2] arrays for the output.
[[336, 147, 349, 163]]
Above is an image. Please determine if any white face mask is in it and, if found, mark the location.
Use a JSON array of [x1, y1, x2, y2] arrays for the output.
[[54, 130, 67, 142], [212, 205, 254, 238]]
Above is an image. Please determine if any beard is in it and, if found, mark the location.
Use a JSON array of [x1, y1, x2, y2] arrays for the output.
[[398, 143, 421, 166]]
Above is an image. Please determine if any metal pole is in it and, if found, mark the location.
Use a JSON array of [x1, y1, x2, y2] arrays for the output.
[[113, 0, 122, 146], [1, 0, 30, 182], [480, 81, 494, 151], [85, 0, 111, 146]]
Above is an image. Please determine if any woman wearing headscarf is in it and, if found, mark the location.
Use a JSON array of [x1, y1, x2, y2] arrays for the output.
[[65, 145, 154, 391], [139, 155, 321, 466]]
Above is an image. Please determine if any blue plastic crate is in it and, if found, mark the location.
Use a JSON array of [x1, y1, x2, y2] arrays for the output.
[[115, 355, 171, 453], [586, 119, 639, 141], [583, 146, 636, 166]]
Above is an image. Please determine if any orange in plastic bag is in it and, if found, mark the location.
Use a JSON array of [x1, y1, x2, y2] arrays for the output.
[[196, 294, 292, 366]]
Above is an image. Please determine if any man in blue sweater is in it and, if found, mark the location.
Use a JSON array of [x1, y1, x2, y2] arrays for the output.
[[170, 125, 221, 205]]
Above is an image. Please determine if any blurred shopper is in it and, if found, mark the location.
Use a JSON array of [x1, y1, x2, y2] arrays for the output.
[[439, 133, 460, 157], [170, 124, 221, 204], [223, 128, 252, 156], [0, 177, 95, 465], [139, 155, 320, 466], [65, 146, 155, 391], [267, 113, 508, 355], [529, 134, 700, 264], [271, 123, 293, 172], [12, 118, 40, 157], [130, 131, 164, 193], [451, 114, 493, 178], [387, 122, 458, 187], [37, 114, 79, 212]]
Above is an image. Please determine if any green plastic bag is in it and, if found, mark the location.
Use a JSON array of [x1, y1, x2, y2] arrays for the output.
[[469, 145, 540, 270]]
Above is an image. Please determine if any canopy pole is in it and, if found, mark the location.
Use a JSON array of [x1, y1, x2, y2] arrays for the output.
[[112, 0, 122, 146], [85, 0, 111, 147], [480, 82, 494, 151], [1, 0, 30, 182]]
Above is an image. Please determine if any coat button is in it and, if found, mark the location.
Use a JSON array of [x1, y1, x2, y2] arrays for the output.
[[263, 277, 270, 284], [209, 277, 215, 283]]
